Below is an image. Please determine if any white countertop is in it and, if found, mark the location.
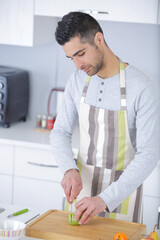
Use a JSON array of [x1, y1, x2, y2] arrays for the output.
[[0, 120, 79, 150], [0, 202, 44, 240]]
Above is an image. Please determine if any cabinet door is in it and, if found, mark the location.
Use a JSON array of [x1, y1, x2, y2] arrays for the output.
[[143, 164, 160, 198], [14, 146, 62, 182], [0, 144, 14, 174], [143, 196, 160, 237], [0, 0, 34, 46], [0, 175, 12, 204], [13, 176, 64, 211], [35, 0, 158, 24]]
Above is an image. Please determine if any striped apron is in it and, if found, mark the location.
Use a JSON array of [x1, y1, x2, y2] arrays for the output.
[[75, 62, 143, 223]]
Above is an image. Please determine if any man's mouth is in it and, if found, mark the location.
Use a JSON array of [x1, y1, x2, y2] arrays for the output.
[[83, 66, 90, 73]]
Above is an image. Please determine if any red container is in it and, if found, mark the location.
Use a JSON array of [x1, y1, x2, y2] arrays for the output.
[[47, 115, 55, 130]]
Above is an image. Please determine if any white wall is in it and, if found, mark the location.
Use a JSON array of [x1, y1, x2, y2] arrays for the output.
[[0, 42, 58, 121], [0, 20, 159, 122]]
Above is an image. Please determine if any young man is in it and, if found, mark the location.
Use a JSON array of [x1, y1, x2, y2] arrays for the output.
[[50, 12, 160, 224]]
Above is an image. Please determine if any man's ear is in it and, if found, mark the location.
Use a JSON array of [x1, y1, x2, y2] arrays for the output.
[[94, 32, 104, 46]]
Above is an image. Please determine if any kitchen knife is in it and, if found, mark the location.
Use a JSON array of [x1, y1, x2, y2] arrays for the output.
[[25, 214, 40, 224], [70, 203, 73, 215], [7, 208, 29, 218]]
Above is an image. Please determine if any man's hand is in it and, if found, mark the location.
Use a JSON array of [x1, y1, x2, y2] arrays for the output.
[[74, 196, 107, 224], [61, 169, 82, 204]]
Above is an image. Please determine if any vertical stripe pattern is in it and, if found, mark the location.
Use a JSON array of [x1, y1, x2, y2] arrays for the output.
[[106, 111, 115, 169], [69, 61, 142, 223]]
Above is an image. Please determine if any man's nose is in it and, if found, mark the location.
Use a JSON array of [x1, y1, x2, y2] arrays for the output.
[[73, 58, 83, 69]]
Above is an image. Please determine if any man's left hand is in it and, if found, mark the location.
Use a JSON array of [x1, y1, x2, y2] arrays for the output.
[[74, 196, 107, 224]]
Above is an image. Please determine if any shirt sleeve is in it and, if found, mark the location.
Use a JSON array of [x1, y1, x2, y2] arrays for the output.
[[99, 80, 160, 212], [50, 73, 79, 176]]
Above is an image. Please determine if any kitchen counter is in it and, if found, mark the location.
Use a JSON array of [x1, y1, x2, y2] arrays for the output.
[[0, 120, 80, 150], [0, 203, 146, 240], [0, 202, 44, 240]]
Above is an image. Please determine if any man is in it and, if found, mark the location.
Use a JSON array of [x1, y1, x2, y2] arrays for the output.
[[50, 12, 160, 225]]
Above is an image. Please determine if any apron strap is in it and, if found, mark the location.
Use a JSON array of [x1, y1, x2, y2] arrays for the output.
[[81, 62, 127, 110], [120, 62, 126, 111], [81, 75, 90, 103]]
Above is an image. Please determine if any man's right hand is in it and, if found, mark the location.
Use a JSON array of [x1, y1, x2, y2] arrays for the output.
[[61, 169, 82, 204]]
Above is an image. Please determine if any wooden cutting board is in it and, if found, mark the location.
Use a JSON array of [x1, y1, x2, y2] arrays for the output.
[[25, 210, 146, 240]]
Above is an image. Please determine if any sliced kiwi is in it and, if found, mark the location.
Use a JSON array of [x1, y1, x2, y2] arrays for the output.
[[69, 213, 80, 225]]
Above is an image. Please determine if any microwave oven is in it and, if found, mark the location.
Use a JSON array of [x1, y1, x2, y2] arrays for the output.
[[0, 66, 29, 128]]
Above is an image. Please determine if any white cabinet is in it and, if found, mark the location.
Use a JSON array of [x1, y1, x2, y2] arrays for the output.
[[13, 177, 63, 211], [35, 0, 159, 24], [0, 0, 57, 46], [13, 145, 64, 211], [14, 146, 62, 182], [0, 139, 64, 210], [1, 0, 158, 46], [143, 196, 160, 236], [0, 144, 14, 204], [0, 144, 14, 175], [0, 175, 12, 204], [143, 164, 160, 236], [143, 164, 160, 198]]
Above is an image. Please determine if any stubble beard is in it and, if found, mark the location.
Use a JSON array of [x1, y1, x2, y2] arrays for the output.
[[88, 61, 103, 76], [87, 47, 104, 76]]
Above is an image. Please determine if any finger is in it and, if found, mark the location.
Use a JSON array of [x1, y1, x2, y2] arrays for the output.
[[82, 210, 97, 224], [75, 197, 87, 208], [79, 208, 94, 225], [70, 185, 81, 202], [65, 185, 72, 203], [74, 202, 88, 221], [75, 204, 94, 223]]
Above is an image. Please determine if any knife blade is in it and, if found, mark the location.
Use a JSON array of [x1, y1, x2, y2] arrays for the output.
[[70, 203, 73, 223], [70, 203, 73, 214], [25, 214, 40, 224], [7, 208, 29, 218]]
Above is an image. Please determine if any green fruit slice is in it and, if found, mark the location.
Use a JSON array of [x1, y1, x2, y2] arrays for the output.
[[69, 213, 80, 225]]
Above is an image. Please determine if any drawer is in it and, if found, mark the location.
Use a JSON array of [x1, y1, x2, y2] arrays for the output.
[[13, 176, 64, 211], [14, 146, 62, 182], [0, 144, 14, 174], [0, 175, 12, 204], [143, 165, 160, 198]]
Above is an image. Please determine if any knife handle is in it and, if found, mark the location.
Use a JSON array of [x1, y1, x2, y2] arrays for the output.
[[13, 208, 29, 216]]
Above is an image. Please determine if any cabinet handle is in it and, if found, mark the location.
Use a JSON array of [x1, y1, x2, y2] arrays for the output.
[[157, 207, 160, 229], [79, 10, 110, 15], [27, 161, 58, 168]]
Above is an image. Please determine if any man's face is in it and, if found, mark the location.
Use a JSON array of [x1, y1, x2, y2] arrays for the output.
[[62, 36, 104, 76]]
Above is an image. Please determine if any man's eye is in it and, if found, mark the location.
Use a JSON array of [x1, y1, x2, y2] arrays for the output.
[[78, 52, 85, 57]]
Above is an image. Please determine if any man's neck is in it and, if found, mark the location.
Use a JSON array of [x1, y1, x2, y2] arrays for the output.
[[97, 47, 126, 79]]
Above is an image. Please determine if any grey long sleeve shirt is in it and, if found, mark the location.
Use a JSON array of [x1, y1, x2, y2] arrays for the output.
[[50, 64, 160, 212]]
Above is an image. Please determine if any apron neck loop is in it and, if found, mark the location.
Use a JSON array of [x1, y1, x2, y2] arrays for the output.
[[81, 61, 127, 110], [119, 60, 126, 110], [81, 76, 90, 102]]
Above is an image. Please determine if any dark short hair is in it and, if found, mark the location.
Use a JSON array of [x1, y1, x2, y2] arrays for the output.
[[55, 11, 104, 45]]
